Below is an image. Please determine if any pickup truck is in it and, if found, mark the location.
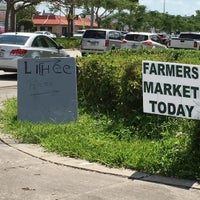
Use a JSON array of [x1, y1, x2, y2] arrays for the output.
[[167, 32, 200, 50]]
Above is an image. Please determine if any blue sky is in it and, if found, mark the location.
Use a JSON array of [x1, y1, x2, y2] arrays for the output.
[[139, 0, 200, 16], [37, 1, 200, 16]]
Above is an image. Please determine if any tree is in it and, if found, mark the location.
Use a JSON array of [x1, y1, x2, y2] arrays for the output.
[[4, 0, 42, 32], [99, 0, 144, 31], [17, 19, 34, 31], [16, 5, 39, 31], [124, 3, 146, 31], [102, 5, 146, 31], [47, 0, 139, 34], [81, 0, 139, 28]]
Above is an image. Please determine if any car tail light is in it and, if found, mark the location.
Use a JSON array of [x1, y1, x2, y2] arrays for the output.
[[105, 39, 109, 46], [142, 41, 152, 46], [10, 49, 27, 56], [194, 41, 197, 48], [121, 39, 127, 44], [168, 40, 171, 46]]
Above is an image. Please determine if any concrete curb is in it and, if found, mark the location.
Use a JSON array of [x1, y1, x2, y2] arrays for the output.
[[0, 133, 199, 191]]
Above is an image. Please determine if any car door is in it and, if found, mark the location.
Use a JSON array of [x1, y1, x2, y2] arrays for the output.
[[108, 31, 122, 50], [31, 36, 65, 58], [150, 35, 166, 48], [123, 34, 143, 49]]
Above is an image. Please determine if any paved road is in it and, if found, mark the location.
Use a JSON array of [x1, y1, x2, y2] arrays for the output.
[[66, 48, 81, 57], [0, 63, 200, 199]]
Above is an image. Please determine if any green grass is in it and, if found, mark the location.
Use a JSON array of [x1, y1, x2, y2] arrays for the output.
[[0, 98, 200, 181]]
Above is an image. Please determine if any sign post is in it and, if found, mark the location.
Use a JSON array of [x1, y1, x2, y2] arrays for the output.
[[143, 60, 200, 119], [17, 57, 78, 124]]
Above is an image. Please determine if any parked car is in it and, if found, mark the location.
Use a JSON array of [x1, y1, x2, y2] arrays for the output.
[[157, 33, 170, 45], [0, 32, 69, 72], [168, 32, 200, 50], [73, 29, 86, 37], [35, 31, 57, 39], [80, 29, 122, 56], [120, 31, 128, 38], [121, 32, 167, 49]]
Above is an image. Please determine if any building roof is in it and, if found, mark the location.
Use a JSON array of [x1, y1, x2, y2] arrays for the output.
[[33, 15, 97, 27]]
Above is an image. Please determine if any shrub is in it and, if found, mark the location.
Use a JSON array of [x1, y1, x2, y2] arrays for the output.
[[77, 49, 200, 116], [55, 37, 81, 49]]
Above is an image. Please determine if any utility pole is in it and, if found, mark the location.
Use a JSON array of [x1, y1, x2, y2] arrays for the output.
[[163, 0, 166, 13]]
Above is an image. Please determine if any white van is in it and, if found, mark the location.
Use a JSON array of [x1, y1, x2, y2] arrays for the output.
[[80, 29, 122, 56]]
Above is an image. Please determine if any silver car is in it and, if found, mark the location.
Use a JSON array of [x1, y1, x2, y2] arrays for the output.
[[121, 32, 167, 49], [35, 31, 57, 39], [81, 29, 122, 56], [0, 32, 69, 72], [73, 29, 85, 37]]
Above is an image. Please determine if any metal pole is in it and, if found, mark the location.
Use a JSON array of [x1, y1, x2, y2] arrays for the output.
[[163, 0, 166, 13]]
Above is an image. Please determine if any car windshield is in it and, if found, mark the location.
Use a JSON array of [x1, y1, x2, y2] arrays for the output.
[[179, 33, 200, 40], [32, 36, 58, 48], [150, 35, 162, 43], [83, 30, 106, 39], [0, 35, 29, 45], [125, 34, 148, 41]]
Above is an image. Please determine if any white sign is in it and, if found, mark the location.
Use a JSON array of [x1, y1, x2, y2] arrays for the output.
[[18, 57, 78, 124], [143, 60, 200, 119]]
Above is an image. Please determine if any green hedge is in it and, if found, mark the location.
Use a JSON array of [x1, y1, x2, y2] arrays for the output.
[[77, 49, 200, 116], [55, 37, 81, 49]]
